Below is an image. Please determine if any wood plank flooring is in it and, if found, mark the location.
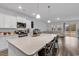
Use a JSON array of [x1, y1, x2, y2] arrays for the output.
[[0, 49, 8, 56], [58, 37, 79, 56]]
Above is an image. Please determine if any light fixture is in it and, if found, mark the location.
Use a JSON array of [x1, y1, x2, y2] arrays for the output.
[[48, 20, 51, 23], [57, 17, 60, 20], [36, 14, 40, 19], [47, 5, 51, 23], [35, 3, 41, 19], [18, 6, 22, 9]]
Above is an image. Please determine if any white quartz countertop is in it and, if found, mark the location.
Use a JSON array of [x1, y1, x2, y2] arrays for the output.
[[8, 34, 57, 55]]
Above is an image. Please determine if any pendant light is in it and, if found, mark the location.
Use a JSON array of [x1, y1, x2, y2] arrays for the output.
[[36, 3, 41, 19], [47, 5, 51, 23]]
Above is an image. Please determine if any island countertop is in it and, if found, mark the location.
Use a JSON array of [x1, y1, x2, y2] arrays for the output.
[[7, 34, 57, 56]]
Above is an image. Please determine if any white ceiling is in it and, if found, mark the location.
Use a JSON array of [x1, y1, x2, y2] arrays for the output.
[[0, 3, 79, 23]]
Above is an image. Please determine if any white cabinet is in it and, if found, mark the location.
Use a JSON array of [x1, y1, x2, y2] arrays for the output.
[[4, 15, 17, 28], [0, 13, 5, 28], [0, 13, 31, 28], [22, 18, 26, 23], [16, 16, 26, 23], [25, 20, 31, 28], [17, 17, 23, 23], [0, 37, 8, 51], [0, 13, 17, 28]]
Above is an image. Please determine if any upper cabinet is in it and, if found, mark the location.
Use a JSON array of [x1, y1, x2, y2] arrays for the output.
[[17, 16, 22, 22], [4, 15, 17, 28], [22, 18, 26, 23], [0, 13, 31, 29], [0, 13, 4, 28], [25, 19, 31, 28], [16, 16, 26, 23], [0, 13, 17, 28]]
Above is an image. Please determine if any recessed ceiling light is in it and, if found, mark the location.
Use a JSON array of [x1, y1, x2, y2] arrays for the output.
[[36, 14, 40, 19], [48, 20, 51, 23], [18, 6, 22, 9], [32, 13, 36, 16], [57, 17, 60, 20]]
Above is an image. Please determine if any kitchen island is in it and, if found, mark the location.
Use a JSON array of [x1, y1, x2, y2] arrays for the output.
[[8, 34, 57, 56]]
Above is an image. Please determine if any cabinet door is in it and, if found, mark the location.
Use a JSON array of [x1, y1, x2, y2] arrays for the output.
[[10, 16, 16, 28], [4, 15, 16, 28], [0, 13, 5, 28], [22, 18, 26, 23], [17, 16, 23, 22], [26, 20, 31, 28], [17, 16, 26, 23]]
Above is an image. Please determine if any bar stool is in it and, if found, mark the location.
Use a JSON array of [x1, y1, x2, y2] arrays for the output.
[[51, 35, 59, 56], [51, 39, 56, 55], [45, 43, 51, 56]]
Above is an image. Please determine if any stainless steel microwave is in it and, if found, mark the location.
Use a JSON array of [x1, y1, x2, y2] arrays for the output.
[[17, 22, 26, 28]]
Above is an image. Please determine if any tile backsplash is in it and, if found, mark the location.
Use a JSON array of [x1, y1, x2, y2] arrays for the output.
[[0, 28, 16, 36]]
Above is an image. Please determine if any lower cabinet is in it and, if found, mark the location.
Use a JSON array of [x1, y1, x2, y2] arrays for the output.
[[0, 37, 8, 51], [0, 36, 18, 53]]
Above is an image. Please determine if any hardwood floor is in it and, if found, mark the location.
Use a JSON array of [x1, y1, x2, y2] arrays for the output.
[[58, 36, 79, 56], [0, 49, 8, 56]]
